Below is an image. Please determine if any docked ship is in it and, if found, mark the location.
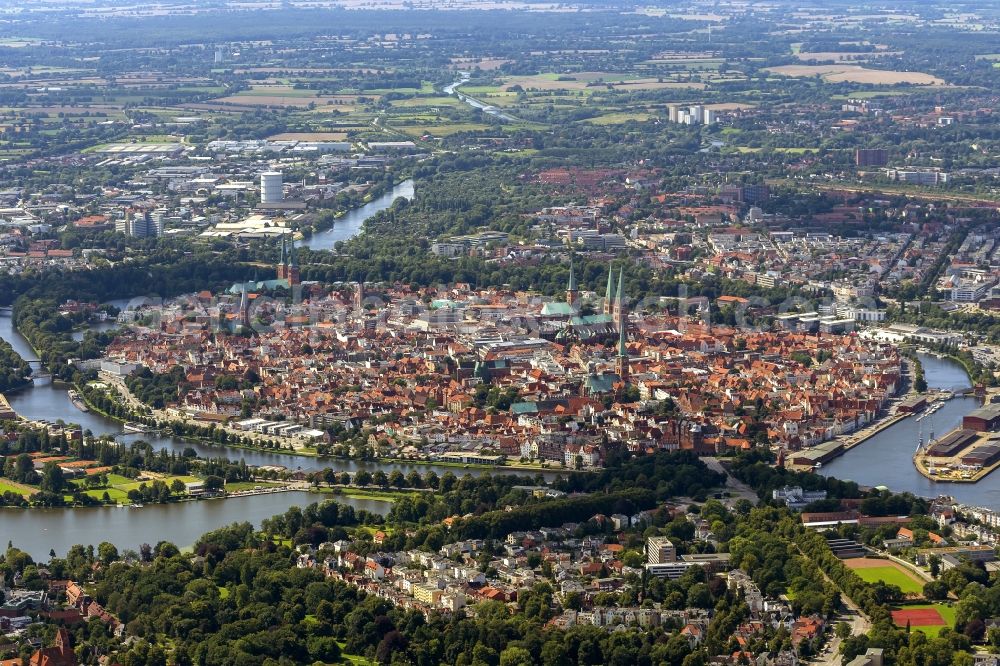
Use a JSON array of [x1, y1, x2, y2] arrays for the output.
[[68, 390, 89, 413], [123, 422, 153, 434]]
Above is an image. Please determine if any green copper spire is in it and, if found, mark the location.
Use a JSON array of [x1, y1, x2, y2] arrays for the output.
[[289, 237, 298, 267], [568, 259, 577, 292], [605, 264, 614, 307], [616, 266, 624, 307], [279, 237, 287, 266], [618, 317, 627, 357]]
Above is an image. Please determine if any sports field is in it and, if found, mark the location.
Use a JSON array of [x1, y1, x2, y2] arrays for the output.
[[845, 558, 925, 595], [892, 604, 955, 635]]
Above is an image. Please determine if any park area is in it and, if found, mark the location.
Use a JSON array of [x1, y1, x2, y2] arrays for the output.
[[845, 557, 926, 595], [891, 604, 956, 636]]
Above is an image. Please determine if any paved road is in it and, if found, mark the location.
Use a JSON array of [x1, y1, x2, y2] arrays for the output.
[[703, 457, 759, 504], [794, 544, 871, 666]]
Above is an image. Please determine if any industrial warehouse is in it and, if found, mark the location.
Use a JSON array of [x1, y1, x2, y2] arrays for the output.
[[915, 410, 1000, 482]]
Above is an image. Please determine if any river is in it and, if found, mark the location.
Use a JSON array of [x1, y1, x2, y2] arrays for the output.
[[444, 73, 519, 123], [297, 179, 414, 251], [0, 491, 390, 561], [819, 353, 1000, 509]]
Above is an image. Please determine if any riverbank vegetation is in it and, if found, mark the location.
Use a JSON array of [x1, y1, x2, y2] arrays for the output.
[[0, 338, 32, 392]]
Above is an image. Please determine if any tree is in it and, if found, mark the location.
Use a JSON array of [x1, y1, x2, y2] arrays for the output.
[[375, 630, 406, 664], [500, 646, 533, 666], [203, 475, 225, 492], [929, 554, 942, 578], [97, 542, 118, 566], [923, 579, 949, 600], [388, 470, 405, 489], [965, 618, 986, 642], [835, 621, 852, 639], [39, 462, 66, 493], [686, 583, 713, 609]]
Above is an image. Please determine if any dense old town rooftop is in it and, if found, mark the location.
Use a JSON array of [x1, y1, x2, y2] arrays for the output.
[[103, 278, 902, 466]]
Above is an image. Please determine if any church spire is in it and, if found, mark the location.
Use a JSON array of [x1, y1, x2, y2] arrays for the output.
[[566, 258, 578, 305], [613, 266, 625, 326], [277, 237, 287, 280], [603, 264, 615, 314], [616, 313, 629, 382], [285, 236, 300, 286], [618, 317, 627, 357], [239, 282, 250, 330]]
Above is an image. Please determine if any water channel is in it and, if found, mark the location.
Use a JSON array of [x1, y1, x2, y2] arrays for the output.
[[820, 353, 1000, 509]]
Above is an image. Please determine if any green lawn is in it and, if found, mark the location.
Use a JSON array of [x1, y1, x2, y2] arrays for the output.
[[72, 473, 204, 504], [337, 642, 376, 666], [82, 487, 130, 503], [853, 566, 925, 594], [0, 480, 35, 497]]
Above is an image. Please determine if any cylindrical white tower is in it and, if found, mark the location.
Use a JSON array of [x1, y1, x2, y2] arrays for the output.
[[260, 171, 283, 204]]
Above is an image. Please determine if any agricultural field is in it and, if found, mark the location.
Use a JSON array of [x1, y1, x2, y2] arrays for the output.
[[212, 86, 367, 110], [845, 557, 926, 595], [389, 96, 463, 109], [891, 604, 956, 636], [448, 57, 511, 70], [793, 50, 902, 62], [584, 111, 655, 125], [765, 64, 946, 85], [499, 72, 707, 92], [395, 122, 492, 137]]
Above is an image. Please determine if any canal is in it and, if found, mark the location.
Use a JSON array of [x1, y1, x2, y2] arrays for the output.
[[0, 491, 390, 561], [820, 353, 1000, 509]]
